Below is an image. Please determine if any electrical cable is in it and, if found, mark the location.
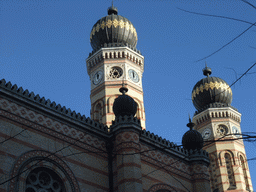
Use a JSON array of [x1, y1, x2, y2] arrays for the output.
[[214, 154, 254, 191], [195, 21, 256, 62], [177, 7, 256, 26], [0, 131, 103, 186], [127, 158, 191, 192], [1, 2, 256, 189], [177, 5, 256, 62], [240, 0, 256, 10], [0, 129, 26, 144]]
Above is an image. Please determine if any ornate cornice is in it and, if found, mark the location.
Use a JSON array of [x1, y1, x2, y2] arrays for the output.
[[193, 107, 241, 125], [86, 46, 144, 75]]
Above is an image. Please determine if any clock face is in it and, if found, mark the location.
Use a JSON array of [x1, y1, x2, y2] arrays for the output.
[[232, 126, 240, 137], [202, 128, 211, 140], [93, 70, 103, 85], [128, 69, 139, 83]]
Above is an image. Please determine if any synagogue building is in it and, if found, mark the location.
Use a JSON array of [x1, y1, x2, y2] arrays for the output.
[[0, 5, 253, 192]]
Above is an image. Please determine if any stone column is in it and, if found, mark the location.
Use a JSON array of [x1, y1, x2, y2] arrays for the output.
[[111, 116, 143, 192]]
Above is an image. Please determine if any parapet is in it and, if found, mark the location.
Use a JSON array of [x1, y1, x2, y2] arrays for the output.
[[0, 78, 108, 134]]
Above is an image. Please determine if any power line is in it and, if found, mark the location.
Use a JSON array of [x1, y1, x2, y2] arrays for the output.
[[195, 61, 256, 103], [214, 153, 254, 191], [127, 158, 191, 192], [0, 132, 88, 186], [240, 0, 256, 10], [0, 129, 26, 144], [177, 7, 256, 26], [195, 21, 256, 62], [177, 7, 256, 62], [230, 62, 256, 88], [1, 118, 255, 188]]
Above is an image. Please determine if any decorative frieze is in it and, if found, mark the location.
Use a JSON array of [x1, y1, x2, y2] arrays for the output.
[[86, 47, 144, 74], [0, 79, 108, 134], [193, 107, 241, 125]]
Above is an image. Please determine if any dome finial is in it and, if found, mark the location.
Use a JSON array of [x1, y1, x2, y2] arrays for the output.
[[108, 1, 118, 15], [203, 62, 212, 77], [187, 114, 195, 130], [119, 83, 128, 95]]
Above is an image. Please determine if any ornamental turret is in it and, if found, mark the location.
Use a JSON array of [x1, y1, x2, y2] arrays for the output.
[[86, 5, 146, 129], [191, 65, 253, 191], [182, 117, 203, 151], [113, 86, 137, 118]]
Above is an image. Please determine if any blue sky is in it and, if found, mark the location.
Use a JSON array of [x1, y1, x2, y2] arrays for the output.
[[1, 0, 256, 187]]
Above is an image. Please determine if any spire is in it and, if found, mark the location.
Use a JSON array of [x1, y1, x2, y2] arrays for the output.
[[187, 114, 195, 130], [108, 1, 118, 15], [119, 83, 128, 95], [203, 62, 212, 77]]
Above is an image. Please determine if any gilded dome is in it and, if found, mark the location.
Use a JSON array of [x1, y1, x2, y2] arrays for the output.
[[192, 66, 232, 112], [90, 6, 138, 51]]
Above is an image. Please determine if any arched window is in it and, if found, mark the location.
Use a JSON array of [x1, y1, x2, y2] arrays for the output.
[[133, 100, 143, 119], [94, 102, 102, 123], [135, 103, 140, 119], [26, 167, 65, 192], [225, 153, 236, 189], [240, 155, 249, 190]]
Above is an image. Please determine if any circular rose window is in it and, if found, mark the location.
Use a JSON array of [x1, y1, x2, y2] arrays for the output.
[[109, 67, 123, 79], [26, 167, 65, 192]]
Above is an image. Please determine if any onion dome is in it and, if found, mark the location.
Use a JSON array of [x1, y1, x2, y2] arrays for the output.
[[192, 65, 232, 112], [90, 5, 138, 51], [182, 118, 204, 150], [113, 86, 137, 117]]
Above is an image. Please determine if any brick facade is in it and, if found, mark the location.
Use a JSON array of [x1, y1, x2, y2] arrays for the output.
[[0, 80, 211, 191]]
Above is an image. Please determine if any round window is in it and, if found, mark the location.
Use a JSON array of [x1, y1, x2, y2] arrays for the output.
[[109, 67, 123, 79], [26, 167, 65, 192]]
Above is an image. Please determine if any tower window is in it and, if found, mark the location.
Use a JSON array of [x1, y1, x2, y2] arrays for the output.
[[240, 155, 249, 190], [94, 103, 103, 123], [225, 153, 236, 189]]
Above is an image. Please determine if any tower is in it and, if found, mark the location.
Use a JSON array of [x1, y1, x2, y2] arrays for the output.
[[191, 66, 253, 191], [86, 5, 146, 129]]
